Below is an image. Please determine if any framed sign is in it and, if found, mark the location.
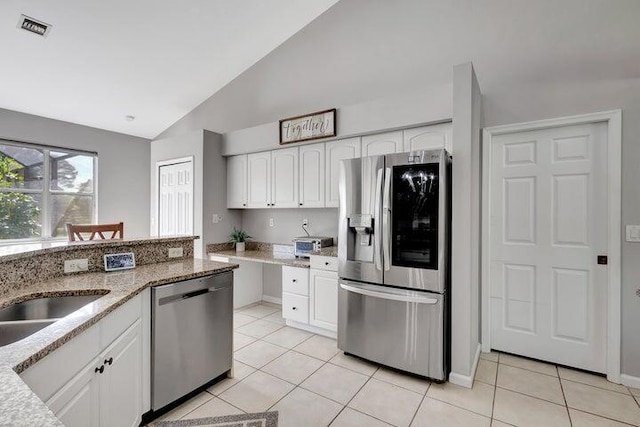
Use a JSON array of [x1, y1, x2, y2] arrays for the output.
[[104, 252, 136, 272], [279, 108, 336, 144]]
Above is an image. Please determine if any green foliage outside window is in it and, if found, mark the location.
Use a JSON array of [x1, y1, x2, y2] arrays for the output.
[[0, 152, 41, 239]]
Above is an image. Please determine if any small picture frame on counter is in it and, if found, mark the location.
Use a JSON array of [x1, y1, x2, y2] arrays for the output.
[[104, 252, 136, 272]]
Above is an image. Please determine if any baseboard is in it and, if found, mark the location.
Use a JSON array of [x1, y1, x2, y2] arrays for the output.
[[285, 320, 337, 339], [449, 343, 481, 389], [261, 295, 282, 305], [621, 374, 640, 389]]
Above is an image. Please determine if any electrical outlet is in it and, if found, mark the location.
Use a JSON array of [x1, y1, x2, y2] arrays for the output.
[[269, 218, 274, 227], [64, 259, 88, 273], [626, 225, 640, 242], [212, 214, 222, 224], [168, 247, 183, 258], [303, 218, 309, 227]]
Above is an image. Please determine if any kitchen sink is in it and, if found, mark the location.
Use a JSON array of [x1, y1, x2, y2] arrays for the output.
[[0, 294, 104, 347]]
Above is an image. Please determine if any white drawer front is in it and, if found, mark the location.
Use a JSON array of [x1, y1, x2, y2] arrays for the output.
[[282, 266, 309, 296], [310, 255, 338, 272], [282, 292, 309, 323]]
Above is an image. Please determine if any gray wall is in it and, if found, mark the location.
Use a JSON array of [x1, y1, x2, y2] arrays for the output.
[[241, 208, 339, 246], [483, 77, 640, 379], [0, 108, 150, 238], [150, 130, 241, 257]]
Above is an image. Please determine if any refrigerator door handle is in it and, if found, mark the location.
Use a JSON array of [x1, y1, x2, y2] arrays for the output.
[[340, 282, 439, 305], [374, 168, 384, 271], [382, 167, 392, 271]]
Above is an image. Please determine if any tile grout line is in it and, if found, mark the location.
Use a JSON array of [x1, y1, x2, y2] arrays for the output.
[[569, 408, 639, 427], [556, 365, 574, 427], [408, 383, 431, 426]]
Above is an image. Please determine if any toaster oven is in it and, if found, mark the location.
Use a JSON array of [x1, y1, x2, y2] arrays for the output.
[[293, 237, 334, 258]]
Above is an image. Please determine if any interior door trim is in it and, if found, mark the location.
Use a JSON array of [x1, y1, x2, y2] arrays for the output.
[[481, 110, 622, 384]]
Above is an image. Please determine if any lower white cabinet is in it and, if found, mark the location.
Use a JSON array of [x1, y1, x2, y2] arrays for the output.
[[21, 290, 148, 427], [309, 269, 338, 332], [282, 261, 338, 337]]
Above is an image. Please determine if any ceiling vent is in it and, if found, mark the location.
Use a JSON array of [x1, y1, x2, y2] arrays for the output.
[[17, 15, 52, 37]]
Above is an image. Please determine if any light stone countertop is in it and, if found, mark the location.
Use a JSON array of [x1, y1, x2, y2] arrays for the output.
[[0, 258, 238, 427], [210, 249, 312, 268]]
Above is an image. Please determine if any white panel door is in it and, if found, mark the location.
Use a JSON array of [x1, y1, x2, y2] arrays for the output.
[[362, 131, 403, 157], [299, 142, 325, 208], [158, 160, 193, 236], [325, 137, 361, 208], [247, 151, 272, 208], [46, 358, 100, 427], [309, 269, 338, 331], [403, 123, 452, 152], [227, 154, 248, 208], [271, 147, 299, 208], [100, 320, 143, 427], [489, 122, 608, 372]]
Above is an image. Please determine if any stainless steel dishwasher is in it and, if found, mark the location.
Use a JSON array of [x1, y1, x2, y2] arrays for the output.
[[151, 272, 233, 410]]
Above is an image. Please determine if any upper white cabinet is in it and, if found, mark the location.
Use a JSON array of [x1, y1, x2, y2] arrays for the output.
[[403, 123, 452, 152], [325, 137, 361, 208], [361, 131, 403, 156], [227, 154, 247, 208], [271, 147, 299, 208], [247, 152, 272, 208], [299, 143, 325, 208]]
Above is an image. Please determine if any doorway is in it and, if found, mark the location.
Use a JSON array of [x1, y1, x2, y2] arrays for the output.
[[481, 111, 621, 381]]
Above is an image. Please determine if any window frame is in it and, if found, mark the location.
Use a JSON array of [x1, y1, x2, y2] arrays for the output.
[[0, 139, 98, 243]]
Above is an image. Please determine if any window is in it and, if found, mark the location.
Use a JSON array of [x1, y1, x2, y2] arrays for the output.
[[0, 140, 97, 241]]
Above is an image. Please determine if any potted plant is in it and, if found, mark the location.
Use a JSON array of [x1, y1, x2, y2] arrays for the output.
[[229, 227, 251, 252]]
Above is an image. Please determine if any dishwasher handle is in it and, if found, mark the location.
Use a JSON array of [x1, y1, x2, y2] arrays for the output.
[[157, 286, 225, 306]]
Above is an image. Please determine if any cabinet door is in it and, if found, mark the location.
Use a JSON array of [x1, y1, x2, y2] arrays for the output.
[[361, 131, 403, 156], [46, 358, 100, 427], [299, 143, 325, 208], [271, 147, 299, 208], [309, 269, 338, 332], [227, 154, 248, 208], [325, 137, 361, 208], [247, 152, 272, 208], [100, 320, 143, 427], [403, 123, 452, 152]]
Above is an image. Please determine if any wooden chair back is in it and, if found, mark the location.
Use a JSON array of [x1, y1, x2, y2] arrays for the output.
[[66, 222, 124, 242]]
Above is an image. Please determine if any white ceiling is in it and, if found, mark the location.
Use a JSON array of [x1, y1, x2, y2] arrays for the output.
[[0, 0, 340, 138]]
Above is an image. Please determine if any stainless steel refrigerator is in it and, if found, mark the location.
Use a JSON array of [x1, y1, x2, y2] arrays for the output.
[[337, 149, 451, 381]]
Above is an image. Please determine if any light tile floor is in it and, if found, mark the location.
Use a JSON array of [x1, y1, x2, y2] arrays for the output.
[[150, 302, 640, 427]]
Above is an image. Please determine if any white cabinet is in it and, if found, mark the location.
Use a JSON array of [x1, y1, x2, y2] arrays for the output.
[[247, 152, 272, 208], [99, 320, 143, 427], [309, 269, 338, 332], [21, 291, 147, 427], [46, 360, 100, 427], [325, 137, 361, 208], [282, 266, 310, 324], [361, 131, 403, 156], [227, 155, 248, 208], [403, 123, 452, 152], [299, 143, 325, 208], [271, 147, 299, 208]]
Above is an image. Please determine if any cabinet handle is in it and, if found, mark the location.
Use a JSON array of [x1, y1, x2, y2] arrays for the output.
[[325, 262, 330, 266], [104, 357, 113, 366], [95, 365, 104, 374], [243, 203, 246, 207], [292, 307, 298, 311], [292, 279, 297, 283], [299, 203, 303, 206]]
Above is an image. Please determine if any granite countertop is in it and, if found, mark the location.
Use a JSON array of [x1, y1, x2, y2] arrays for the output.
[[0, 258, 238, 427], [210, 249, 312, 268], [310, 246, 338, 257], [0, 235, 199, 261]]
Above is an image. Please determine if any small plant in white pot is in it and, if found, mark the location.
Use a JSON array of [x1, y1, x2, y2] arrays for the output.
[[229, 227, 251, 252]]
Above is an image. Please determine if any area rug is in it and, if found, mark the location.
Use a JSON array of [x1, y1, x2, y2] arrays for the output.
[[153, 411, 278, 427]]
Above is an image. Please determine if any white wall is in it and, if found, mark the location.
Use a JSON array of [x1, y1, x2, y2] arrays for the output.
[[449, 63, 483, 386], [0, 108, 151, 237], [482, 77, 640, 380]]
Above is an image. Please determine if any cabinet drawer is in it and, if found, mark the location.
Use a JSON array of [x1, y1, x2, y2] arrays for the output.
[[310, 255, 338, 272], [282, 266, 309, 296], [282, 293, 309, 323], [101, 292, 142, 349]]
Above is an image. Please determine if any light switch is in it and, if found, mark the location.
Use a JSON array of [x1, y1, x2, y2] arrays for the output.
[[626, 225, 640, 242]]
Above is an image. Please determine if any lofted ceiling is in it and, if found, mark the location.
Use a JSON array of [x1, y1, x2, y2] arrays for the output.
[[0, 0, 340, 138]]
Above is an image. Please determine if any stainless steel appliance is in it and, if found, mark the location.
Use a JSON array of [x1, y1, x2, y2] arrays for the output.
[[293, 236, 334, 258], [338, 149, 451, 381], [151, 272, 233, 410]]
